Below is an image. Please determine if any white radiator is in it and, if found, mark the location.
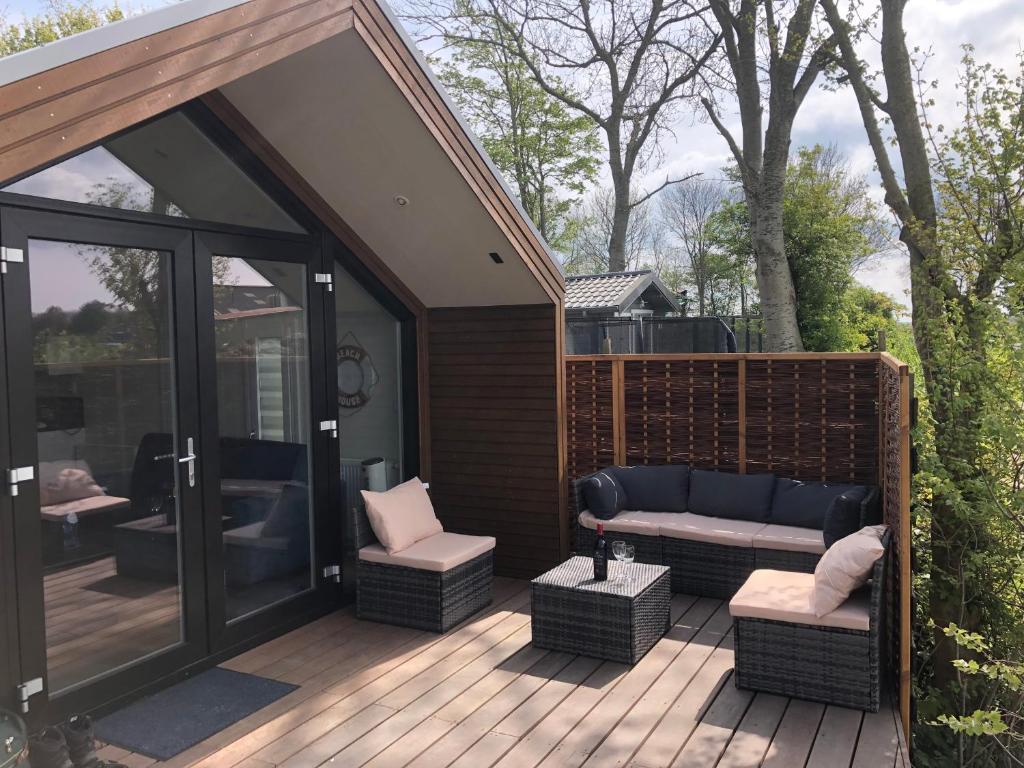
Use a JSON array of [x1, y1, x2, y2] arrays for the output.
[[340, 459, 366, 513]]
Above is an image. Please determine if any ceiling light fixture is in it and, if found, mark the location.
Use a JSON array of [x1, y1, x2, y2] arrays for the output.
[[489, 252, 504, 264], [394, 195, 410, 207]]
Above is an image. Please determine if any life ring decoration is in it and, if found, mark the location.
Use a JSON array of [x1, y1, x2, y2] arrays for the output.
[[337, 332, 380, 414]]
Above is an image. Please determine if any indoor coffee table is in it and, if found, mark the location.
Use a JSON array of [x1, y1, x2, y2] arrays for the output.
[[531, 556, 671, 664]]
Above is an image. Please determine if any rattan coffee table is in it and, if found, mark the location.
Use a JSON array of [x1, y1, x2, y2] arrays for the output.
[[531, 556, 671, 664]]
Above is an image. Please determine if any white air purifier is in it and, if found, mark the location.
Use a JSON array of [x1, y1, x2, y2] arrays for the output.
[[362, 457, 388, 492]]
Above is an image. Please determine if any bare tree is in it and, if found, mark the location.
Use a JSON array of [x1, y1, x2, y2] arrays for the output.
[[400, 0, 721, 271], [701, 0, 837, 350], [562, 187, 658, 274], [660, 178, 730, 314]]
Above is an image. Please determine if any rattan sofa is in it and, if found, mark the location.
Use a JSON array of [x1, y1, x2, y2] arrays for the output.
[[573, 466, 879, 600], [729, 528, 891, 711], [348, 504, 494, 633]]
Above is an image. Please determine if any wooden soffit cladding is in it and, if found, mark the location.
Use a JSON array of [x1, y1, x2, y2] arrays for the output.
[[349, 0, 563, 304], [0, 0, 565, 306], [0, 0, 354, 185]]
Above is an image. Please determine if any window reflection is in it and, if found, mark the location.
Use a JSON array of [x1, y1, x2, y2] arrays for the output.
[[31, 239, 183, 693], [334, 267, 403, 509], [213, 257, 314, 621], [4, 112, 304, 234]]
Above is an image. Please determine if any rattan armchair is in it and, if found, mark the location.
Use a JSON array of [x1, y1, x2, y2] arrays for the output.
[[729, 528, 891, 712], [347, 503, 494, 633]]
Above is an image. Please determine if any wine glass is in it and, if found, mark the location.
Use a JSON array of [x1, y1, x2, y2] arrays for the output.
[[619, 543, 636, 586], [611, 540, 626, 581]]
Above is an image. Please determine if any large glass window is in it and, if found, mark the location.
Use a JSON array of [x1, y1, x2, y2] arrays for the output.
[[334, 266, 404, 508], [3, 111, 304, 234]]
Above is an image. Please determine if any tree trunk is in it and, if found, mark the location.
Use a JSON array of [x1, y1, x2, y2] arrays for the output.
[[608, 173, 631, 272], [748, 182, 804, 351]]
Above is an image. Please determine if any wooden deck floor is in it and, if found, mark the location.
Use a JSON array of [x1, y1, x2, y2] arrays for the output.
[[96, 577, 909, 768]]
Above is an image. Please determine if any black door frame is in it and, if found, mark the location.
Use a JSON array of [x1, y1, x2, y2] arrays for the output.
[[193, 229, 341, 652], [0, 207, 208, 725]]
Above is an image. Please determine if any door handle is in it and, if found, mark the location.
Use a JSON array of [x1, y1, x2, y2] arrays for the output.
[[178, 437, 197, 488]]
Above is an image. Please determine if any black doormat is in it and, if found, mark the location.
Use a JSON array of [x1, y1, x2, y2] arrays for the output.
[[94, 667, 297, 760]]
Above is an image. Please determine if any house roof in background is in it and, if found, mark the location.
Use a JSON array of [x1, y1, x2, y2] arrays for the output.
[[565, 270, 681, 313]]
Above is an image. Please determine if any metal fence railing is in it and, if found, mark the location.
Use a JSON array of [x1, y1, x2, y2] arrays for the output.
[[721, 315, 765, 352], [566, 315, 765, 355]]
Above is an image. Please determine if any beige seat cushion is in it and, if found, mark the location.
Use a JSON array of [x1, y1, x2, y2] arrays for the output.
[[814, 525, 886, 616], [729, 569, 870, 631], [658, 513, 766, 547], [40, 495, 129, 522], [752, 524, 826, 554], [577, 510, 675, 536], [359, 532, 496, 573], [361, 477, 443, 554]]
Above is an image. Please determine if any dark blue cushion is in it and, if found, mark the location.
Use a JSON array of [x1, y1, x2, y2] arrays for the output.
[[823, 486, 870, 547], [581, 471, 626, 520], [611, 465, 689, 512], [771, 479, 866, 530], [688, 469, 775, 522]]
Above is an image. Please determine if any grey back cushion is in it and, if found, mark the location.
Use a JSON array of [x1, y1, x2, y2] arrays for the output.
[[772, 479, 865, 530], [581, 470, 627, 520], [688, 469, 775, 522], [611, 465, 689, 512]]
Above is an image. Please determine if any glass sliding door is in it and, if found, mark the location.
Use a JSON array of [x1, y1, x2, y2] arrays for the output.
[[0, 208, 206, 720], [195, 232, 323, 630]]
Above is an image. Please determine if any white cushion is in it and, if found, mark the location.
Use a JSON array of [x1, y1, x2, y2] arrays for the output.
[[752, 524, 826, 554], [577, 510, 675, 536], [39, 495, 129, 522], [38, 460, 104, 506], [730, 569, 870, 631], [359, 532, 495, 572], [813, 525, 886, 616], [658, 513, 766, 547], [361, 477, 443, 555]]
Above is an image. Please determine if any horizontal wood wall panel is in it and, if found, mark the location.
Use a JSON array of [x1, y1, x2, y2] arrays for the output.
[[428, 305, 561, 578]]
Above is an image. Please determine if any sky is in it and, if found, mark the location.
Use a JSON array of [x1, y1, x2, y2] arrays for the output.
[[2, 0, 1023, 307]]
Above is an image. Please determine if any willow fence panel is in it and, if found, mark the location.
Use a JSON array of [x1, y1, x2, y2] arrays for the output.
[[564, 352, 912, 738]]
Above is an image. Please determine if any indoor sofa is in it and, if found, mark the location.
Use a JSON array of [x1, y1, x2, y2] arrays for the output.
[[573, 465, 879, 599]]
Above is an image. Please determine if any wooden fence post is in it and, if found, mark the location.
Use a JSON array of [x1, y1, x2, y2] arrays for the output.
[[737, 358, 747, 474], [612, 358, 626, 465]]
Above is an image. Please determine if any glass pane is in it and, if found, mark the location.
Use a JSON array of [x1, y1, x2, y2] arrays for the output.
[[334, 266, 403, 510], [212, 256, 313, 621], [30, 239, 183, 693], [4, 112, 304, 234]]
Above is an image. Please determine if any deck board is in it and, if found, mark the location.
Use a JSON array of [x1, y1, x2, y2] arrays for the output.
[[103, 579, 901, 768]]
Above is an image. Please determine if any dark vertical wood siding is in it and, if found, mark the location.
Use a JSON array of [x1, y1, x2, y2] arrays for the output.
[[428, 305, 562, 578]]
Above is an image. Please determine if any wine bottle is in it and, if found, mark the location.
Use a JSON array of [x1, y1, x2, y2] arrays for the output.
[[593, 522, 608, 581]]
